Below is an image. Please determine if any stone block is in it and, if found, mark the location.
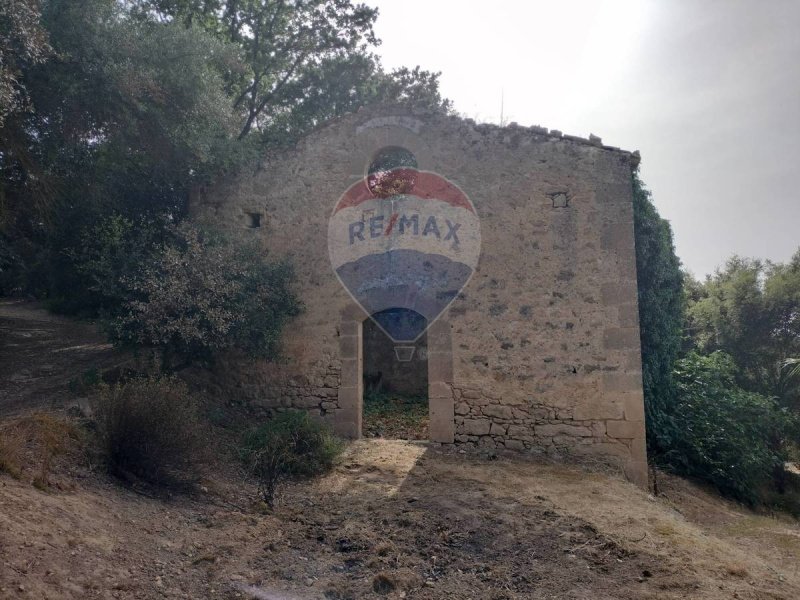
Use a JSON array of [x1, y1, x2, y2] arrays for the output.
[[535, 423, 592, 437], [617, 304, 640, 328], [461, 419, 491, 436], [339, 335, 359, 359], [428, 351, 454, 383], [340, 358, 359, 389], [339, 320, 359, 336], [332, 409, 361, 439], [572, 441, 631, 459], [427, 319, 452, 352], [507, 424, 534, 439], [601, 281, 637, 305], [429, 381, 453, 400], [573, 397, 623, 420], [337, 386, 361, 411], [340, 303, 366, 320], [624, 459, 649, 490], [629, 435, 647, 463], [489, 422, 507, 436], [606, 419, 644, 439], [603, 327, 640, 350], [430, 395, 455, 443], [482, 404, 514, 420], [622, 391, 645, 421], [601, 222, 634, 252], [603, 372, 643, 393], [591, 421, 606, 437], [504, 439, 526, 451]]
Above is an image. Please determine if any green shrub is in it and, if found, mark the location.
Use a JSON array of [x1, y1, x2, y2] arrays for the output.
[[663, 352, 799, 503], [92, 376, 205, 485], [109, 222, 301, 370], [55, 215, 166, 317], [240, 411, 343, 507]]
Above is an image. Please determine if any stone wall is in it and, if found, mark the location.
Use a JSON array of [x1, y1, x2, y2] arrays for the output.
[[190, 104, 648, 487]]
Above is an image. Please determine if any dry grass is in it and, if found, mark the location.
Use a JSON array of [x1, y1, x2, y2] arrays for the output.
[[2, 438, 800, 598], [0, 412, 83, 487], [92, 376, 207, 486]]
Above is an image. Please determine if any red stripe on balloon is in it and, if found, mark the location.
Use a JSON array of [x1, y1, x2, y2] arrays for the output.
[[333, 169, 475, 214]]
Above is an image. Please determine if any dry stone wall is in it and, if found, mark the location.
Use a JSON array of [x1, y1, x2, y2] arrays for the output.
[[190, 104, 648, 487]]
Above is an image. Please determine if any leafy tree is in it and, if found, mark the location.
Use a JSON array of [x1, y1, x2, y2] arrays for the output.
[[133, 1, 450, 142], [1, 0, 449, 310], [631, 171, 684, 455], [686, 250, 800, 409], [0, 0, 51, 127], [0, 0, 250, 304], [135, 0, 379, 138]]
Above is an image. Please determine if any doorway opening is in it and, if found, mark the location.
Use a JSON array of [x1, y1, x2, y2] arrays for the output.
[[362, 308, 428, 440]]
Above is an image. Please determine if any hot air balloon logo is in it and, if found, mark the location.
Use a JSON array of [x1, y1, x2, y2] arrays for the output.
[[328, 149, 481, 346]]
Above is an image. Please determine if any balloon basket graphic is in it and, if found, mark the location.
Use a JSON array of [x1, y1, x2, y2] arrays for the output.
[[394, 346, 416, 362]]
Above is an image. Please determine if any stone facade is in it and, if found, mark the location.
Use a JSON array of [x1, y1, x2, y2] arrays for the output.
[[190, 104, 648, 487]]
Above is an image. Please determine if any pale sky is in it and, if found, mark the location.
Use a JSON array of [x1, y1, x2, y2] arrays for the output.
[[371, 0, 800, 277]]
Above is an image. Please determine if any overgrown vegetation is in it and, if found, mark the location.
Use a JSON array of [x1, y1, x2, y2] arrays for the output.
[[92, 376, 206, 485], [363, 390, 428, 440], [664, 352, 799, 503], [240, 411, 343, 507], [631, 172, 684, 457], [633, 171, 800, 506]]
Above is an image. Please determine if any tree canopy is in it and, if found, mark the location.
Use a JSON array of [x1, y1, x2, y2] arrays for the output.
[[686, 251, 800, 410], [0, 0, 449, 302]]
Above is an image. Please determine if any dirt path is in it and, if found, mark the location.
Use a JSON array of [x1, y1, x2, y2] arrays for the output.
[[0, 300, 126, 417], [2, 439, 800, 599]]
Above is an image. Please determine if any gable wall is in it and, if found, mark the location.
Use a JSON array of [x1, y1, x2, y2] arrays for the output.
[[190, 107, 648, 486]]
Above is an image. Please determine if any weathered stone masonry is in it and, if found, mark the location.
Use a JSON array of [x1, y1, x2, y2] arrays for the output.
[[190, 105, 648, 487]]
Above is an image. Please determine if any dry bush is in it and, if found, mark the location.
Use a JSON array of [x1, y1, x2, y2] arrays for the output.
[[0, 413, 83, 487], [92, 376, 206, 486]]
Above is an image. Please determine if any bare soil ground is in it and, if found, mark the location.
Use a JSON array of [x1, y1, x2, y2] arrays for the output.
[[2, 439, 800, 599], [2, 301, 800, 599], [0, 300, 128, 417]]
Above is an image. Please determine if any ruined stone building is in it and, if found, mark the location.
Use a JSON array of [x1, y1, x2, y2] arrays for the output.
[[190, 105, 648, 487]]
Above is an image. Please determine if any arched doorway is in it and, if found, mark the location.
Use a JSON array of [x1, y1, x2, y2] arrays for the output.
[[335, 304, 454, 444]]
